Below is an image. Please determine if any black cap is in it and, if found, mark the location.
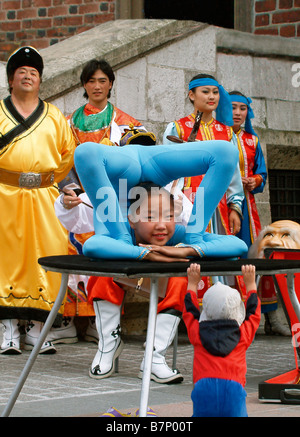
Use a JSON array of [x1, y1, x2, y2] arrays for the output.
[[6, 46, 44, 78]]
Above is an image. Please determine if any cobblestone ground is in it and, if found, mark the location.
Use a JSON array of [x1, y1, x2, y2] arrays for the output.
[[1, 325, 299, 417]]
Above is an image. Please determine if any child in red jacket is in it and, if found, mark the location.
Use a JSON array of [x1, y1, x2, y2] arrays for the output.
[[183, 263, 260, 417]]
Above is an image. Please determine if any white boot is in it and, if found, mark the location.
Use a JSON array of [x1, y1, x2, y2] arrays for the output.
[[89, 300, 124, 379], [139, 311, 183, 384], [0, 319, 21, 354], [24, 320, 56, 354], [265, 311, 291, 336], [47, 317, 78, 344], [84, 317, 99, 343]]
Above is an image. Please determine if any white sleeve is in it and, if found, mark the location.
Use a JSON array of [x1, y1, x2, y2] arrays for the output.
[[163, 122, 178, 144], [54, 193, 94, 233], [164, 179, 193, 227]]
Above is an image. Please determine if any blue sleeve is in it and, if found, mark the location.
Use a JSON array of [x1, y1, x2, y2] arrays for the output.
[[252, 140, 267, 194], [167, 224, 186, 246]]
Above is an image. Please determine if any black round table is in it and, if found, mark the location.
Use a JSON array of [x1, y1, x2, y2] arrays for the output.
[[2, 252, 300, 417]]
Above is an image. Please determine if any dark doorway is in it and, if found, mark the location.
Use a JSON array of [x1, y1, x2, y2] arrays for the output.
[[269, 169, 300, 223], [144, 0, 235, 29]]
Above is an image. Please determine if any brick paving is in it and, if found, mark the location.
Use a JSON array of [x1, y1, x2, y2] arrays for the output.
[[1, 325, 300, 417]]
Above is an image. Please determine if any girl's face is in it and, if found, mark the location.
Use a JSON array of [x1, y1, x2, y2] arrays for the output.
[[231, 101, 248, 131], [188, 85, 220, 113], [128, 191, 175, 246]]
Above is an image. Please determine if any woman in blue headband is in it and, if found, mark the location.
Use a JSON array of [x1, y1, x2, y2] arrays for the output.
[[229, 91, 267, 247], [229, 91, 288, 336], [163, 74, 245, 299]]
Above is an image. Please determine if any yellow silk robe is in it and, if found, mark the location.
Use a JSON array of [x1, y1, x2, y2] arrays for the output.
[[0, 99, 76, 325]]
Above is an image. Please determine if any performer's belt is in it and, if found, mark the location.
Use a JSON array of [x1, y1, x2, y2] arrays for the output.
[[0, 168, 55, 188]]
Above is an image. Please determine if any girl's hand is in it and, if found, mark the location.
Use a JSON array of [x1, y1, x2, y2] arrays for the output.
[[144, 251, 189, 262], [140, 244, 197, 261]]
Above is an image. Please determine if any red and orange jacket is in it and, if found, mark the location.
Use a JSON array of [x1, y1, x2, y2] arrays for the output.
[[183, 288, 261, 387]]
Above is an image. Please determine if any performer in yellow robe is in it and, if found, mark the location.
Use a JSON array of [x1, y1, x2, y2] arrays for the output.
[[0, 46, 76, 354]]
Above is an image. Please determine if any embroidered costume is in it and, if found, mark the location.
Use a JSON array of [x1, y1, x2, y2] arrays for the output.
[[235, 129, 267, 247], [0, 98, 75, 325], [69, 102, 145, 146], [229, 94, 267, 248], [229, 93, 274, 315]]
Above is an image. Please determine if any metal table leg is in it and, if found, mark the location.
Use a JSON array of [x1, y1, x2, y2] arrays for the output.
[[139, 277, 159, 417], [1, 273, 69, 417]]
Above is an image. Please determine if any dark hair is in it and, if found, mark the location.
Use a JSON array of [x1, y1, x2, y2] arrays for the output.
[[188, 73, 216, 104], [128, 181, 174, 210], [80, 59, 115, 99], [229, 90, 247, 98]]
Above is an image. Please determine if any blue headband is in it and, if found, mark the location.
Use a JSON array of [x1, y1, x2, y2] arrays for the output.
[[188, 78, 233, 126], [229, 94, 256, 136]]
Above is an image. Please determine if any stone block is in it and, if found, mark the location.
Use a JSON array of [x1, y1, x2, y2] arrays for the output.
[[0, 62, 7, 89], [257, 200, 272, 228], [147, 25, 217, 73], [266, 99, 300, 131], [50, 86, 85, 116], [217, 53, 254, 96], [147, 65, 185, 122], [251, 98, 267, 129], [64, 87, 86, 116], [114, 58, 147, 121], [252, 57, 299, 101]]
